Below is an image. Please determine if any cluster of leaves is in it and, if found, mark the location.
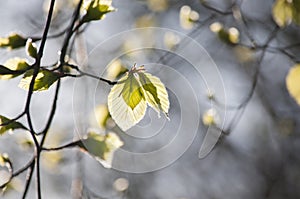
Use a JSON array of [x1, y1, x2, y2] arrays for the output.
[[0, 0, 171, 197], [108, 64, 170, 131], [271, 0, 300, 106], [0, 0, 121, 196]]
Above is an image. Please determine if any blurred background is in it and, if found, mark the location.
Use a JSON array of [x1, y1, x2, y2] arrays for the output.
[[1, 0, 300, 198]]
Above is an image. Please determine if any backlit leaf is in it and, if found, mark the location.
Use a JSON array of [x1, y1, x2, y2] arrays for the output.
[[0, 58, 30, 80], [18, 69, 59, 91], [286, 64, 300, 105], [121, 73, 145, 109], [78, 131, 123, 168], [138, 72, 169, 118], [0, 116, 26, 135], [108, 74, 147, 131], [81, 0, 115, 23]]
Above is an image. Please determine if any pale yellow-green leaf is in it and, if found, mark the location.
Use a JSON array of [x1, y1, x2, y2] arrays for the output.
[[138, 72, 169, 118], [0, 58, 30, 80], [18, 69, 59, 91], [0, 153, 9, 167], [272, 0, 293, 27], [286, 64, 300, 105], [121, 73, 145, 110], [108, 75, 147, 131], [80, 131, 123, 168]]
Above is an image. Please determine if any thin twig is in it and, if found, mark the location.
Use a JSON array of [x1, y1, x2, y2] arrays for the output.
[[65, 63, 118, 85], [22, 161, 35, 199]]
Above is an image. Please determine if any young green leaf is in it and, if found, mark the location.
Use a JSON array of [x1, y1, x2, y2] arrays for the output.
[[121, 72, 145, 109], [108, 74, 147, 131], [0, 116, 26, 135], [25, 39, 38, 59], [108, 65, 170, 131], [81, 0, 115, 23], [78, 131, 123, 168], [286, 64, 300, 105], [138, 72, 169, 118], [0, 58, 30, 80], [18, 69, 59, 91]]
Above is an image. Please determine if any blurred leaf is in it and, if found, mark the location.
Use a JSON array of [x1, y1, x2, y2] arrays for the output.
[[0, 116, 26, 135], [0, 58, 30, 80], [0, 153, 10, 167], [286, 64, 300, 105], [18, 69, 59, 91], [164, 32, 180, 50], [42, 130, 65, 172], [1, 177, 22, 195], [94, 104, 111, 129], [234, 46, 255, 63], [106, 59, 128, 80], [0, 33, 27, 49], [78, 131, 123, 168], [202, 108, 219, 126], [25, 39, 38, 59], [291, 0, 300, 25], [180, 5, 199, 29], [0, 65, 24, 76], [0, 153, 13, 191], [210, 22, 240, 45], [272, 0, 293, 27], [81, 0, 115, 23], [113, 178, 129, 192], [147, 0, 168, 12]]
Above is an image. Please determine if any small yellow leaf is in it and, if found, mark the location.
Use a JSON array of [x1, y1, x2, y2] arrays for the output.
[[18, 69, 59, 91], [286, 64, 300, 105]]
